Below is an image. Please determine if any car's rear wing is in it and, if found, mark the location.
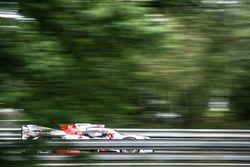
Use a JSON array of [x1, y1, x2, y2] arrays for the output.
[[22, 124, 66, 140]]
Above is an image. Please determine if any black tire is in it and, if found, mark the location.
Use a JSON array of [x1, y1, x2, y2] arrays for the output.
[[120, 137, 140, 153]]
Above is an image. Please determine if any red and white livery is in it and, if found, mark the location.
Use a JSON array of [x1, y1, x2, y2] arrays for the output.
[[22, 123, 153, 153]]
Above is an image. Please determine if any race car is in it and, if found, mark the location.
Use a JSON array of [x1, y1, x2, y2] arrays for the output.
[[22, 123, 153, 153]]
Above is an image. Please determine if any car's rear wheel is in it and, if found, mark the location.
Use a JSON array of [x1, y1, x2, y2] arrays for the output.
[[120, 137, 139, 153]]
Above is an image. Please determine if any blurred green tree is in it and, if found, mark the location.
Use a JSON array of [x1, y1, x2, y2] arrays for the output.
[[0, 0, 167, 127], [0, 0, 250, 128]]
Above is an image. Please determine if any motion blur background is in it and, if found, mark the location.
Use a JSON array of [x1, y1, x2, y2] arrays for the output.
[[0, 0, 250, 129]]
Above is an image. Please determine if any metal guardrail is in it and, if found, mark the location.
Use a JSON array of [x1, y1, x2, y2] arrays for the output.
[[37, 162, 250, 166], [117, 129, 250, 138], [0, 128, 21, 131], [0, 127, 21, 140], [2, 127, 250, 166], [2, 152, 250, 166], [3, 127, 250, 139], [2, 140, 250, 150]]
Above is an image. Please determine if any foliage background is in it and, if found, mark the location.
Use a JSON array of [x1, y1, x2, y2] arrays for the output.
[[0, 0, 250, 128]]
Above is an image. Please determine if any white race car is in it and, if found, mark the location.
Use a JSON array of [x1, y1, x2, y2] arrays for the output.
[[22, 123, 153, 153]]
